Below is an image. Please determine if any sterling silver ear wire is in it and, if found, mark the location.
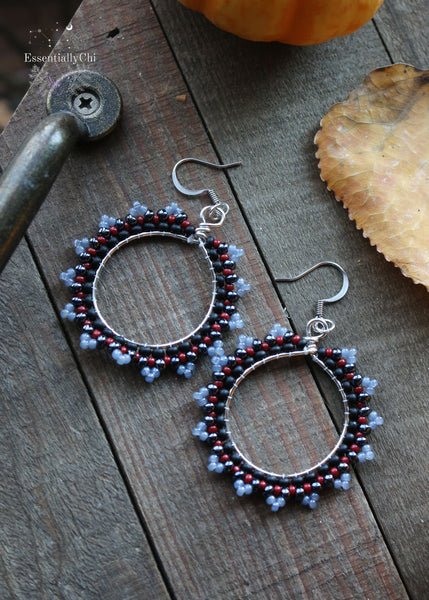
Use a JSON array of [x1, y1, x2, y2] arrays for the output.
[[60, 158, 250, 382], [193, 261, 382, 511]]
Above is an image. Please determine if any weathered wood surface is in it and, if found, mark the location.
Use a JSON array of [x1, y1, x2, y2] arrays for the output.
[[0, 0, 427, 598]]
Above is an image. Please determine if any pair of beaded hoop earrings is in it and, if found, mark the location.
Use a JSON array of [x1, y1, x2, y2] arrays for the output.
[[60, 158, 383, 512]]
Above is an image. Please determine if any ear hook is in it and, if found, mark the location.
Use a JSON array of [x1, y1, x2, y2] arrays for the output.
[[172, 157, 241, 204], [278, 261, 349, 318]]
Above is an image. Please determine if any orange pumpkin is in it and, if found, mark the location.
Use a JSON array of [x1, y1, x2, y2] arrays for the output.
[[178, 0, 384, 45]]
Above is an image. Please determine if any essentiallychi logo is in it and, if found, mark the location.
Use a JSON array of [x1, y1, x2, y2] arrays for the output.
[[24, 51, 97, 65]]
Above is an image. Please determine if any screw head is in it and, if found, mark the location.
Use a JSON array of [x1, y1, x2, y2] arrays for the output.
[[72, 91, 100, 116]]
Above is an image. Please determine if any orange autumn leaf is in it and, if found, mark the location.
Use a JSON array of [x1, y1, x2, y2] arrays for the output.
[[315, 64, 429, 289]]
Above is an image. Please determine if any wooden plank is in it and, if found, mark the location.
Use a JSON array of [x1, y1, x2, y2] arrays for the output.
[[151, 1, 429, 598], [0, 1, 411, 599], [0, 242, 170, 599]]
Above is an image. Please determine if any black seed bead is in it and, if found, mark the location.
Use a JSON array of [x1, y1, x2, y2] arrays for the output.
[[204, 415, 215, 426], [223, 460, 234, 472], [359, 406, 371, 417], [264, 334, 276, 347], [344, 432, 356, 446], [270, 345, 282, 354], [186, 351, 197, 363], [91, 256, 102, 268], [207, 383, 219, 395], [325, 358, 336, 370], [207, 433, 218, 445], [115, 219, 124, 230], [213, 371, 225, 381], [205, 237, 215, 249], [231, 452, 243, 465], [344, 363, 355, 373], [96, 335, 107, 346], [334, 368, 344, 379], [227, 291, 238, 302], [157, 208, 168, 221], [89, 237, 100, 249], [349, 407, 359, 419], [106, 237, 118, 248], [236, 348, 247, 360], [79, 252, 91, 263], [225, 274, 238, 284], [156, 359, 166, 370], [170, 356, 180, 369], [118, 230, 130, 240], [212, 444, 223, 455], [233, 469, 245, 480], [223, 376, 236, 389], [74, 313, 87, 324], [356, 436, 367, 447], [318, 348, 326, 359], [217, 389, 229, 401], [213, 261, 223, 272], [218, 428, 228, 441], [224, 304, 236, 315], [144, 210, 154, 222], [305, 472, 316, 483], [338, 462, 350, 474], [293, 476, 304, 487], [203, 402, 215, 414], [226, 355, 237, 367], [198, 343, 208, 355], [278, 477, 291, 487], [93, 320, 105, 331], [296, 339, 307, 350], [82, 324, 93, 334], [338, 443, 349, 456], [283, 343, 295, 353], [201, 324, 211, 336], [317, 464, 330, 476], [281, 487, 291, 499], [223, 441, 234, 453], [179, 341, 191, 353], [223, 260, 235, 270], [252, 339, 263, 351], [232, 365, 244, 377], [217, 243, 228, 254], [347, 393, 358, 404], [242, 357, 254, 369], [312, 481, 322, 494], [359, 424, 371, 435], [184, 225, 195, 236], [262, 485, 274, 499], [82, 283, 93, 294], [169, 224, 182, 235], [98, 227, 111, 238], [216, 288, 226, 300], [130, 225, 143, 235], [347, 421, 358, 433], [342, 381, 353, 393], [324, 473, 334, 486], [152, 348, 165, 359], [332, 348, 342, 361], [294, 487, 305, 500], [348, 451, 358, 463], [358, 392, 370, 403], [213, 301, 225, 314], [208, 249, 219, 261], [174, 212, 187, 224], [218, 319, 230, 331], [210, 330, 222, 341], [283, 332, 294, 342], [126, 214, 137, 226], [352, 374, 362, 387], [328, 455, 340, 467], [254, 350, 266, 361], [215, 402, 226, 415]]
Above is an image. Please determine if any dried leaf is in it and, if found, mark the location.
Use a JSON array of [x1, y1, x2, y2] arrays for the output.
[[315, 64, 429, 289]]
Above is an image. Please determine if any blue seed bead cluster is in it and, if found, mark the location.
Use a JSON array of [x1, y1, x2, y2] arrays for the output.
[[193, 324, 381, 511], [60, 203, 247, 382]]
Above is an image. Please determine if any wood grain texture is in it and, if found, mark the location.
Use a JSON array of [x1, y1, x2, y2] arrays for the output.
[[0, 244, 170, 599], [154, 1, 429, 597], [0, 0, 423, 598]]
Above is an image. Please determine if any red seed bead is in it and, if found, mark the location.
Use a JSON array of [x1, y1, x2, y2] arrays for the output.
[[345, 373, 355, 380], [259, 480, 267, 490], [276, 335, 284, 345], [213, 239, 221, 248], [220, 254, 229, 262], [292, 334, 301, 345], [325, 348, 333, 357], [124, 222, 131, 231], [244, 474, 253, 484], [208, 396, 218, 403], [121, 346, 128, 354], [84, 319, 92, 326], [97, 236, 106, 244], [87, 247, 97, 256], [167, 214, 175, 224], [76, 292, 85, 299], [317, 476, 325, 485], [233, 465, 241, 474], [358, 416, 367, 424], [137, 216, 144, 224], [178, 353, 186, 362], [192, 346, 199, 354], [273, 485, 282, 496], [262, 342, 270, 351], [148, 357, 156, 367], [288, 485, 296, 496], [350, 444, 360, 453], [225, 284, 234, 291], [109, 226, 118, 235], [105, 337, 114, 346], [208, 425, 218, 434], [220, 312, 230, 321], [180, 219, 190, 228], [220, 454, 229, 463], [245, 346, 255, 356], [223, 366, 232, 376], [214, 440, 222, 447], [75, 276, 85, 284], [83, 262, 92, 270], [303, 483, 312, 494], [223, 269, 233, 276], [330, 467, 340, 478], [76, 306, 87, 314], [208, 412, 217, 418], [337, 358, 346, 367], [203, 336, 212, 345], [92, 330, 102, 339], [235, 357, 243, 365], [354, 386, 364, 394], [224, 299, 231, 306], [214, 381, 223, 388], [341, 456, 350, 464], [212, 323, 222, 332], [153, 215, 160, 225]]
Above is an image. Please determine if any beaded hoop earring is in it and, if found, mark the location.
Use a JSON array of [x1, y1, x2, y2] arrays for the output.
[[60, 158, 250, 382], [193, 262, 383, 511]]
